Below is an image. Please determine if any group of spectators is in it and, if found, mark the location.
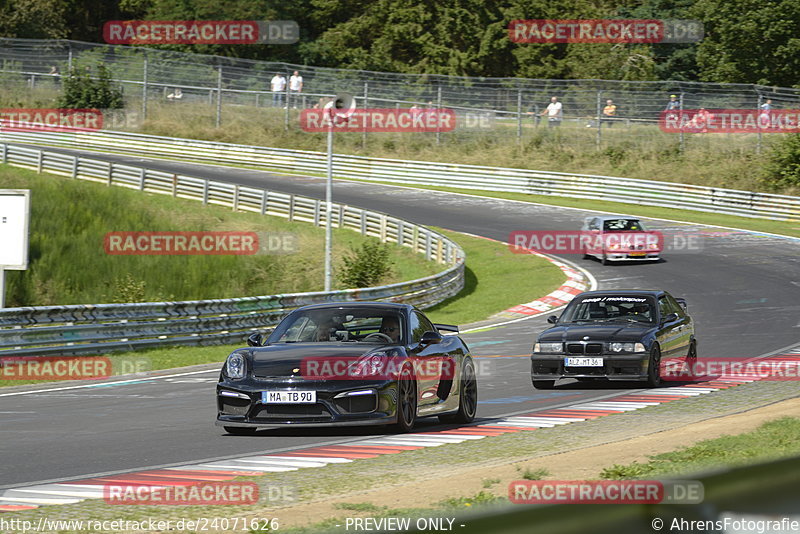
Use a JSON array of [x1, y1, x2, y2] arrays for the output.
[[527, 93, 781, 130], [270, 71, 303, 107]]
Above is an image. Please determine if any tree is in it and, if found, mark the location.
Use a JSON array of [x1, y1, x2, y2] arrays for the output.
[[691, 0, 800, 87], [58, 64, 124, 109]]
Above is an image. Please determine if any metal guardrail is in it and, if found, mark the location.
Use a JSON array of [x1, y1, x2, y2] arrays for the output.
[[4, 129, 799, 222], [0, 143, 465, 356]]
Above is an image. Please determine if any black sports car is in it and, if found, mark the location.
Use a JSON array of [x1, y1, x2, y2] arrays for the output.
[[217, 302, 477, 434], [530, 290, 696, 388]]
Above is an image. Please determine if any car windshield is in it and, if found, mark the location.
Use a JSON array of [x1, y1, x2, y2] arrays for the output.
[[268, 307, 404, 344], [558, 296, 655, 324], [603, 218, 646, 232]]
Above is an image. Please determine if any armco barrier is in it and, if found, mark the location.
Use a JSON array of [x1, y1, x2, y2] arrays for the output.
[[0, 143, 464, 356], [3, 129, 799, 222]]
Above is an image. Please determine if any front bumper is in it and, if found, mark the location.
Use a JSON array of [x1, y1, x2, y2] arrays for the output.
[[531, 353, 650, 381], [604, 252, 660, 262], [216, 377, 398, 427]]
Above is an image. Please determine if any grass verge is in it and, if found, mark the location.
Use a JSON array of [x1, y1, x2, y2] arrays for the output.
[[0, 227, 564, 387], [0, 164, 440, 306], [600, 416, 800, 479]]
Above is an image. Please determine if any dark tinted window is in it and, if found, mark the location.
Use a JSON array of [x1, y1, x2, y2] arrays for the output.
[[560, 295, 655, 323], [410, 311, 435, 343], [603, 218, 646, 231]]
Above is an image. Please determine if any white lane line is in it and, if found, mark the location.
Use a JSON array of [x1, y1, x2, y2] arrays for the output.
[[503, 417, 576, 425], [6, 486, 104, 498], [488, 420, 551, 428], [386, 435, 476, 443], [229, 458, 329, 468], [568, 404, 638, 411], [576, 402, 661, 409], [351, 439, 447, 447], [0, 495, 85, 505], [639, 389, 708, 396], [406, 433, 487, 441], [514, 416, 587, 423], [191, 463, 297, 473], [262, 456, 353, 463], [0, 369, 217, 397]]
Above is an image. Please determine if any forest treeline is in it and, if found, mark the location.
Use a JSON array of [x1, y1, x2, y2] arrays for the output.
[[2, 0, 799, 86]]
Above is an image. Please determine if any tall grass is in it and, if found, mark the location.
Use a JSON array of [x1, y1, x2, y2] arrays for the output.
[[4, 83, 795, 195], [0, 165, 440, 307]]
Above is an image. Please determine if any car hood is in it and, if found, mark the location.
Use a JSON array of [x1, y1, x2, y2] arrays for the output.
[[248, 342, 389, 378], [538, 323, 653, 343]]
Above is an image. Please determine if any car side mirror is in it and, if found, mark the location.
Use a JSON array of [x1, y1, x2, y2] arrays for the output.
[[418, 331, 443, 347], [247, 333, 263, 347], [547, 315, 559, 324], [661, 313, 678, 325]]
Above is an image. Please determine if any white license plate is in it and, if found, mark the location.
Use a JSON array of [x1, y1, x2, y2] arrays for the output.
[[564, 357, 604, 367], [261, 391, 316, 404]]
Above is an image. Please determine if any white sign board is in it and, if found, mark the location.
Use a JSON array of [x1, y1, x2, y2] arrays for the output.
[[0, 189, 30, 269]]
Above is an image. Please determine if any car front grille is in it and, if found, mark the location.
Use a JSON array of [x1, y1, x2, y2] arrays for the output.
[[253, 404, 331, 419], [566, 343, 603, 355]]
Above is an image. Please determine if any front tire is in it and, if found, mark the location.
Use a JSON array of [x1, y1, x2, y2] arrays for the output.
[[439, 359, 478, 424], [392, 366, 417, 433], [646, 345, 662, 387], [224, 426, 258, 436], [601, 254, 610, 266]]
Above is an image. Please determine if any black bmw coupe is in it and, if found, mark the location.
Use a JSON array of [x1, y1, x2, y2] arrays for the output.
[[531, 290, 697, 388], [217, 302, 477, 434]]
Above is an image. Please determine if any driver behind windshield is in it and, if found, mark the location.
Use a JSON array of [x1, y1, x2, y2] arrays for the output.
[[626, 302, 652, 320], [379, 316, 401, 343]]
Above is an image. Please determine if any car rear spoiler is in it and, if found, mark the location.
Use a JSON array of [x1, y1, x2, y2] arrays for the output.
[[675, 298, 688, 311], [434, 323, 459, 333]]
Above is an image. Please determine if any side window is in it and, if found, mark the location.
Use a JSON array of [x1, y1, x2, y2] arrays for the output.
[[666, 295, 686, 317], [589, 218, 599, 231], [658, 296, 678, 321], [410, 311, 435, 343]]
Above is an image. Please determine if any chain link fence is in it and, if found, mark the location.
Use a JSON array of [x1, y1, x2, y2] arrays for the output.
[[2, 38, 800, 152]]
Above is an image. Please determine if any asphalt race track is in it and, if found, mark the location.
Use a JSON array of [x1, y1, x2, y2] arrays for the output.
[[2, 146, 799, 489]]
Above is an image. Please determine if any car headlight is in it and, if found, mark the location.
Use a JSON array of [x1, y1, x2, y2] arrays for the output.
[[534, 342, 563, 353], [226, 352, 246, 379], [608, 342, 646, 353], [648, 242, 660, 250], [348, 352, 387, 378]]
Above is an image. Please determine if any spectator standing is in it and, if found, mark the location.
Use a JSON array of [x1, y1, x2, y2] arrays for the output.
[[539, 96, 562, 127], [759, 98, 772, 128], [289, 70, 303, 108], [48, 65, 60, 86], [602, 99, 617, 127], [665, 94, 680, 111], [664, 94, 680, 124], [270, 73, 286, 108]]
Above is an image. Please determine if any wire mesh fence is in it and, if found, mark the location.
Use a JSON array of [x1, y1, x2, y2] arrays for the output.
[[2, 38, 800, 153]]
